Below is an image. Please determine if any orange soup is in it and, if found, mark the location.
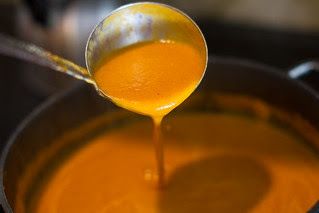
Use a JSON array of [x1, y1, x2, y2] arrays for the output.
[[93, 41, 206, 117], [33, 112, 319, 213]]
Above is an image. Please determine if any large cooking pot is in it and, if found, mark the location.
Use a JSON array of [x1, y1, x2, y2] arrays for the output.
[[1, 57, 319, 212]]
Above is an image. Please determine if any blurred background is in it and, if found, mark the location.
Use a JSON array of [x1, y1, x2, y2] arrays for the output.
[[1, 0, 319, 145]]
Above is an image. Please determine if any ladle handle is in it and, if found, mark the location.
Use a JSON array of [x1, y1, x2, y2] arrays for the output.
[[0, 33, 94, 85]]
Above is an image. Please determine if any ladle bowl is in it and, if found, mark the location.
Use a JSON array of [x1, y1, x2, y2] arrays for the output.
[[86, 2, 207, 96]]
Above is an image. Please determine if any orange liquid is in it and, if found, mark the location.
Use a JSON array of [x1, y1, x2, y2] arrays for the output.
[[34, 113, 319, 213], [93, 41, 205, 117], [93, 41, 205, 185]]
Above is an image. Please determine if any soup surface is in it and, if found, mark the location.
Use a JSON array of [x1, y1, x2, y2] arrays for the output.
[[93, 41, 205, 117], [33, 112, 319, 213]]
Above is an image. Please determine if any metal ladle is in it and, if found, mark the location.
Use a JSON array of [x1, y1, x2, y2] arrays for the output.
[[0, 2, 207, 99]]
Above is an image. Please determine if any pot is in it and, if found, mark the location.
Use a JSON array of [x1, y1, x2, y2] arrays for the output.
[[1, 57, 319, 212]]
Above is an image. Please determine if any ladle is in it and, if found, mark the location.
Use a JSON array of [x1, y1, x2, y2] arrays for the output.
[[0, 2, 207, 105]]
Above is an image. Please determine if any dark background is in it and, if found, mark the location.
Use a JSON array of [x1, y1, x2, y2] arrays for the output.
[[1, 0, 319, 145]]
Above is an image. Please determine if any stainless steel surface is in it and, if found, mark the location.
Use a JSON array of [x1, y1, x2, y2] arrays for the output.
[[85, 2, 208, 92], [0, 34, 93, 84], [288, 61, 319, 79]]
